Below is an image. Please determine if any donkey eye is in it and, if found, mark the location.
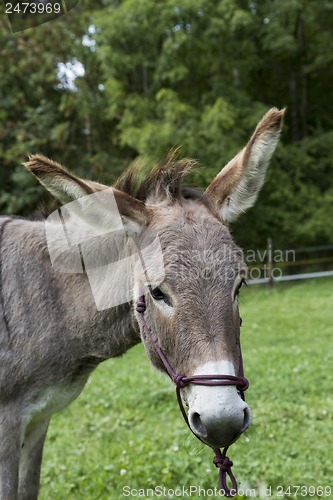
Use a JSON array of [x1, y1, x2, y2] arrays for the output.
[[149, 286, 170, 305], [235, 279, 246, 298]]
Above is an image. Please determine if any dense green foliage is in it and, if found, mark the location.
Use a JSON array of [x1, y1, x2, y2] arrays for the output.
[[0, 1, 332, 248], [39, 278, 333, 498]]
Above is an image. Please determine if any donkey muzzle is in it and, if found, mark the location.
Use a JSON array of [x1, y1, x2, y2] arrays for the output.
[[187, 385, 252, 448]]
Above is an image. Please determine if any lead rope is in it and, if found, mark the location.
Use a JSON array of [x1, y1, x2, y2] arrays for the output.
[[136, 296, 249, 497]]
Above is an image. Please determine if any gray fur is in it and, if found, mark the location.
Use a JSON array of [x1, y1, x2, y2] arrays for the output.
[[0, 216, 139, 499]]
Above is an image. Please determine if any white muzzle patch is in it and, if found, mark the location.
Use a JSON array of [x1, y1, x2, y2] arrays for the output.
[[185, 360, 251, 448]]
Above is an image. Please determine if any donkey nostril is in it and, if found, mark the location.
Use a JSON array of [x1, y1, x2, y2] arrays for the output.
[[241, 407, 251, 433], [191, 412, 207, 437]]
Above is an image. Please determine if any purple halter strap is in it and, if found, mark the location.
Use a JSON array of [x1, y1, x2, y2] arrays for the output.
[[136, 295, 249, 498]]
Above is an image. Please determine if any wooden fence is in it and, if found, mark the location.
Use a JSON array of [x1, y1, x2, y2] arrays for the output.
[[247, 240, 333, 285]]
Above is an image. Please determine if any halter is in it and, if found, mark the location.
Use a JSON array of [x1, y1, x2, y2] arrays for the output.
[[136, 295, 249, 498]]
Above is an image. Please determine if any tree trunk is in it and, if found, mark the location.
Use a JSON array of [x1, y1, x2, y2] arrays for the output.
[[295, 10, 308, 137], [289, 68, 299, 141], [85, 113, 93, 156]]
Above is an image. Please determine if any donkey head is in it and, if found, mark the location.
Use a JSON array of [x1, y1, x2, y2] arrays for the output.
[[26, 107, 284, 449]]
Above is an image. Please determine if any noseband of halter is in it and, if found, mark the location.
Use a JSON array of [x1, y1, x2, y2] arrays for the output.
[[136, 295, 249, 498]]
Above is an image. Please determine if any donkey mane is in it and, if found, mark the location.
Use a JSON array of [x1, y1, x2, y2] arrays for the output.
[[113, 149, 202, 203]]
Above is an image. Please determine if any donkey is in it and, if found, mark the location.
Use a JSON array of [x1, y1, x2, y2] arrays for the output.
[[0, 108, 284, 499]]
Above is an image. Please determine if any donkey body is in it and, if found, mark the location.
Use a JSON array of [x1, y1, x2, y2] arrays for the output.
[[0, 108, 284, 499]]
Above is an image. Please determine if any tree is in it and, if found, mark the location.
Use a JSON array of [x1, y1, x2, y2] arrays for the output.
[[0, 0, 332, 248]]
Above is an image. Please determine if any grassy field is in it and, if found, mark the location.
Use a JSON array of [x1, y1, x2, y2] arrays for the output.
[[40, 278, 333, 499]]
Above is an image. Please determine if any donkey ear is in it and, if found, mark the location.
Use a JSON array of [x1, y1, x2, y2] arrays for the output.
[[24, 155, 149, 230], [204, 108, 285, 223]]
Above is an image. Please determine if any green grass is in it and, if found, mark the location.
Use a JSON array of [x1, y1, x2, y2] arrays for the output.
[[40, 278, 333, 499]]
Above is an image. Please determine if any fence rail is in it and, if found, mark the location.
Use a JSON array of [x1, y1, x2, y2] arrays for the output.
[[247, 240, 333, 285]]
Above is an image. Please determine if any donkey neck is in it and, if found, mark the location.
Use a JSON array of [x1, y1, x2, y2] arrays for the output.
[[0, 217, 141, 365]]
